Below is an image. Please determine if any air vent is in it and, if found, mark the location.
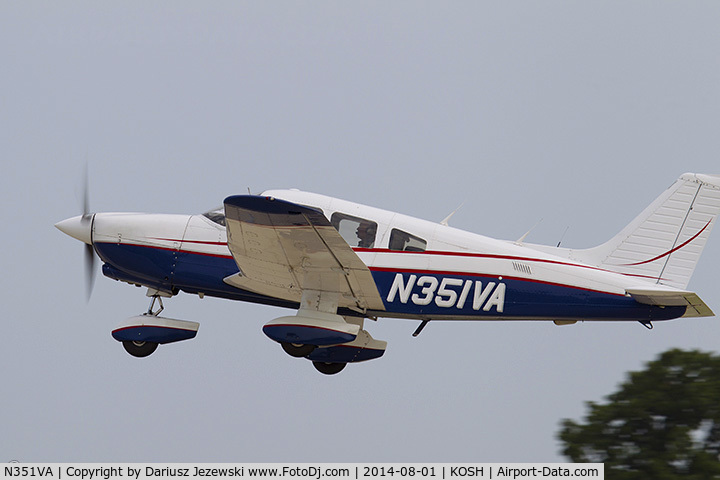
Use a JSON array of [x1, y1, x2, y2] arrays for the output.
[[513, 262, 532, 275]]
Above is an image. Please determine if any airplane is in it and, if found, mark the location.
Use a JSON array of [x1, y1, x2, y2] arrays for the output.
[[56, 173, 720, 374]]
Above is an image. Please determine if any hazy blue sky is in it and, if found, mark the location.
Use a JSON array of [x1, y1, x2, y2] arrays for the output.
[[2, 1, 719, 462]]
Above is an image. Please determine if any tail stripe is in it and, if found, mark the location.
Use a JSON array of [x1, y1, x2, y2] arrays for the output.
[[622, 219, 711, 267], [577, 173, 720, 289]]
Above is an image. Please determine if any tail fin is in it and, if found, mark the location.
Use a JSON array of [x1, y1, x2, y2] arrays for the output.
[[577, 173, 720, 289]]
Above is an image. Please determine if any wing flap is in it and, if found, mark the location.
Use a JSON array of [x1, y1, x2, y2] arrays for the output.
[[626, 288, 715, 318], [223, 195, 385, 312]]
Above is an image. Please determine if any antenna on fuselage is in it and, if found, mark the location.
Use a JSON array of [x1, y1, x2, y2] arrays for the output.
[[556, 226, 570, 248], [516, 218, 543, 245], [412, 320, 430, 337], [440, 202, 465, 226]]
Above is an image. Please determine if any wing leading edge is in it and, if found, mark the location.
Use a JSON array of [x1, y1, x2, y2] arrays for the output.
[[222, 195, 385, 313]]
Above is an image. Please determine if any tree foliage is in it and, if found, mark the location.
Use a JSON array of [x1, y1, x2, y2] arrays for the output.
[[558, 349, 720, 479]]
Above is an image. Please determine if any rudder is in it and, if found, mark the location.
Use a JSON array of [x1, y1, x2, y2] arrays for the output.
[[578, 173, 720, 289]]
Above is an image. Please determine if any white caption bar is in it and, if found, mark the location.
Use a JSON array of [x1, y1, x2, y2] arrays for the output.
[[1, 464, 603, 480]]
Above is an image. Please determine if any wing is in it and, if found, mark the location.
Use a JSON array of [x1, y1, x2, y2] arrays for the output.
[[222, 195, 385, 313], [626, 287, 714, 318]]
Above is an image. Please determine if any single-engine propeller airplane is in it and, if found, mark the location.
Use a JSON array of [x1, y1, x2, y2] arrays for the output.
[[56, 173, 720, 374]]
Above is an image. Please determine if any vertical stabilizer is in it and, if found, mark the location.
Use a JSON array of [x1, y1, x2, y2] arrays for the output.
[[577, 173, 720, 289]]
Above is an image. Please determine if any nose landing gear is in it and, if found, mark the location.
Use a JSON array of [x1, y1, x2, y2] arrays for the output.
[[146, 294, 165, 316], [112, 292, 200, 358], [122, 340, 159, 358]]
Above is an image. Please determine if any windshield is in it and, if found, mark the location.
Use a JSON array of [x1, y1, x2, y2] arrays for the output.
[[202, 207, 226, 226]]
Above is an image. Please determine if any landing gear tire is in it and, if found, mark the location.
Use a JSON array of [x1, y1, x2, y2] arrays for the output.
[[281, 342, 316, 358], [122, 340, 159, 358], [313, 361, 346, 375]]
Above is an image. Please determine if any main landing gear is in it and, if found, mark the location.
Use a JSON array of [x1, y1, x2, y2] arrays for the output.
[[278, 341, 347, 375], [268, 313, 387, 375], [312, 361, 346, 375], [279, 342, 346, 375], [281, 342, 316, 358]]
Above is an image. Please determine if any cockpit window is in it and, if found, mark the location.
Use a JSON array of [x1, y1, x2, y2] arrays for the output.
[[331, 212, 377, 248], [202, 208, 226, 226], [389, 228, 427, 252]]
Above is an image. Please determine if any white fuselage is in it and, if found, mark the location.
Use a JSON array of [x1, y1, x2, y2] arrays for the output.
[[83, 189, 686, 323]]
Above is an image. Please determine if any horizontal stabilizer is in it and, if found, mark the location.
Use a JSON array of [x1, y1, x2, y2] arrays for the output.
[[626, 288, 714, 318]]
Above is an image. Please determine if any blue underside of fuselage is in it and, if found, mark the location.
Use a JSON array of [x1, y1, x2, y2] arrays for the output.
[[370, 270, 685, 321], [95, 242, 687, 322], [97, 243, 300, 310]]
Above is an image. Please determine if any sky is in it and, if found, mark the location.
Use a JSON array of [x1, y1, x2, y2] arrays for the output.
[[2, 1, 720, 463]]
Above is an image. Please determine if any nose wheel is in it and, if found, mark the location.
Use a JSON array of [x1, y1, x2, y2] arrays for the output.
[[122, 340, 158, 358]]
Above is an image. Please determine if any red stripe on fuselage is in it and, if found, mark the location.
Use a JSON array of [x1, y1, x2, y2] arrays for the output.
[[368, 266, 626, 297], [150, 237, 229, 246], [355, 248, 667, 282], [99, 241, 629, 298], [98, 241, 234, 259]]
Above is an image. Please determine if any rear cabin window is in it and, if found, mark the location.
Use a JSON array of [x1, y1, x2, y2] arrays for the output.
[[389, 228, 427, 252], [331, 213, 377, 248]]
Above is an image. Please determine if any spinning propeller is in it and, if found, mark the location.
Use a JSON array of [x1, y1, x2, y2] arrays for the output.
[[81, 170, 96, 300], [55, 168, 97, 300]]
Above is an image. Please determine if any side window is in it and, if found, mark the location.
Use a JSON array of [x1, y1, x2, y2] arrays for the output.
[[389, 228, 427, 252], [331, 213, 378, 248]]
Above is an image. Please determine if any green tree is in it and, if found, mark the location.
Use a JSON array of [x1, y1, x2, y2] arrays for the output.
[[558, 349, 720, 479]]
